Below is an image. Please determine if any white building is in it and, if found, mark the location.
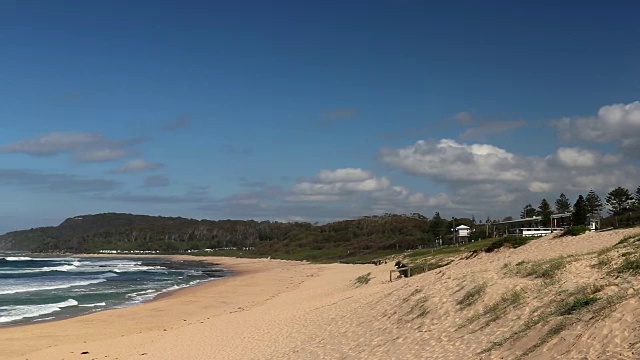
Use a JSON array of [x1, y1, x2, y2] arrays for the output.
[[455, 225, 471, 243]]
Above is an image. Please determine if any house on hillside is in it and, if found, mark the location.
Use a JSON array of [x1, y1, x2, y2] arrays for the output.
[[550, 213, 572, 229], [551, 213, 599, 231], [491, 216, 565, 237], [455, 225, 471, 243]]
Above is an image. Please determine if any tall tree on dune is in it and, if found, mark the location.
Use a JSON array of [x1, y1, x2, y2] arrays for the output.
[[520, 204, 535, 219], [572, 195, 588, 226], [555, 193, 571, 214], [605, 187, 633, 216], [585, 188, 603, 217], [537, 199, 553, 227]]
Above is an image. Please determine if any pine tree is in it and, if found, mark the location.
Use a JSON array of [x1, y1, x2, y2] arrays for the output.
[[572, 195, 588, 226], [634, 186, 640, 210], [585, 189, 603, 216], [537, 199, 553, 227], [520, 204, 535, 219], [605, 187, 634, 216], [555, 193, 571, 214]]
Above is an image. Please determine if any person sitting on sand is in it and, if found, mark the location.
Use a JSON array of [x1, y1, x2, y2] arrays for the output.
[[394, 260, 409, 277]]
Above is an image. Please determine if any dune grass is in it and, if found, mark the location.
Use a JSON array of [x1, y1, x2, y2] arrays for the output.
[[403, 296, 431, 321], [352, 272, 372, 287], [507, 256, 568, 280], [613, 256, 640, 274], [616, 232, 640, 246], [457, 283, 488, 309], [462, 288, 525, 329], [482, 283, 606, 356]]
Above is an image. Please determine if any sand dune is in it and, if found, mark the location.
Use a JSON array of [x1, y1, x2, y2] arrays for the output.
[[3, 227, 640, 359]]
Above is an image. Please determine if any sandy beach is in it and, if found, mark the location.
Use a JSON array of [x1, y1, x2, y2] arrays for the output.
[[3, 227, 640, 360]]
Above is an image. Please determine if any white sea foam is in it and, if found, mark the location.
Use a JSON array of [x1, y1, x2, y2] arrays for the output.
[[78, 302, 106, 307], [2, 257, 32, 261], [0, 278, 107, 295], [0, 299, 78, 323], [0, 264, 78, 274]]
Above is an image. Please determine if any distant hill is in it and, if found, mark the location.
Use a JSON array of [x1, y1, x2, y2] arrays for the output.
[[0, 212, 465, 262]]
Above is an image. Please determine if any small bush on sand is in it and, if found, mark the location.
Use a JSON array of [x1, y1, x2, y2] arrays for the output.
[[562, 225, 589, 236], [554, 296, 600, 316], [485, 236, 532, 253]]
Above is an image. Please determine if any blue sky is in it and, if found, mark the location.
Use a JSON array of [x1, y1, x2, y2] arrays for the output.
[[1, 1, 640, 233]]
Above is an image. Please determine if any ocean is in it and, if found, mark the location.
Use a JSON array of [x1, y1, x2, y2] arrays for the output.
[[0, 254, 227, 326]]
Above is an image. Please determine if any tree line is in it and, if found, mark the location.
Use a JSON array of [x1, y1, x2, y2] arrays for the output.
[[0, 186, 639, 262], [517, 186, 640, 228]]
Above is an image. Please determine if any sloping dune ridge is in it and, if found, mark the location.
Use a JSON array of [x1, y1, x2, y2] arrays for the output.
[[3, 227, 640, 359]]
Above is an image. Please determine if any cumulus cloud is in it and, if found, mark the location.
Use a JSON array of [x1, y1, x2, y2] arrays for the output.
[[379, 139, 528, 182], [316, 168, 374, 183], [111, 159, 164, 174], [286, 167, 453, 216], [291, 169, 390, 197], [548, 147, 621, 168], [0, 132, 141, 162], [379, 137, 639, 216], [555, 101, 640, 155]]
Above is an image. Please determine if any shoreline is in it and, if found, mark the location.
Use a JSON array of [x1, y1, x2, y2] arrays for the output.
[[0, 253, 234, 329], [4, 228, 640, 359], [0, 255, 339, 360]]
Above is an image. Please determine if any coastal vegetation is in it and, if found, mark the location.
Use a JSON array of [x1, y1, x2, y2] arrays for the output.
[[0, 212, 482, 262], [1, 186, 639, 264]]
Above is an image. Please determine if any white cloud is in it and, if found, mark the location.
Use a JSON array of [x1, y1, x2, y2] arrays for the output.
[[316, 168, 374, 183], [379, 136, 640, 217], [528, 181, 553, 193], [379, 139, 528, 182], [555, 101, 640, 155], [550, 147, 621, 168], [111, 159, 164, 174], [0, 132, 140, 162], [293, 177, 391, 195], [285, 194, 343, 202], [286, 168, 454, 216]]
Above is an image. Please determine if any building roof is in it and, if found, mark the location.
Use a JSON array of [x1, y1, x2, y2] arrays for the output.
[[550, 213, 572, 219], [494, 216, 541, 225], [456, 225, 471, 229]]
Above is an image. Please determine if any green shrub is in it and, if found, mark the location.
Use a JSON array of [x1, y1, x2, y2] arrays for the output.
[[555, 296, 599, 316], [485, 236, 532, 253], [562, 225, 589, 236]]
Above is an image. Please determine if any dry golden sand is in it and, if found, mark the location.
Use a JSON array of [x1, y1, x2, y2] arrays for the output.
[[2, 227, 640, 359]]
